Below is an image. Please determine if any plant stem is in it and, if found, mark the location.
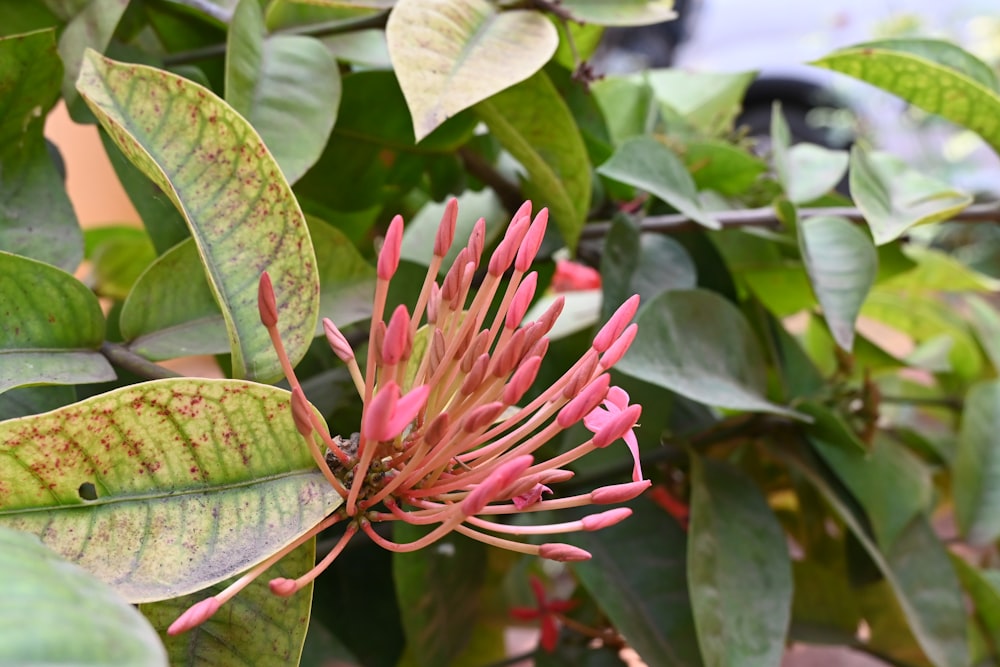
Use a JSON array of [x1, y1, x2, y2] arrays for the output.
[[100, 342, 180, 380], [162, 11, 390, 66], [458, 148, 524, 214], [580, 201, 1000, 239], [880, 394, 963, 410]]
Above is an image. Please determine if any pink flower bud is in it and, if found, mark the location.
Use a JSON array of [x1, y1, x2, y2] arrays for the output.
[[539, 543, 591, 562], [291, 387, 314, 438], [462, 401, 505, 433], [377, 215, 404, 281], [535, 296, 565, 335], [593, 295, 640, 353], [561, 353, 599, 399], [257, 272, 278, 327], [389, 385, 430, 440], [599, 323, 637, 370], [168, 596, 222, 635], [440, 248, 468, 303], [424, 413, 451, 447], [506, 272, 537, 329], [461, 455, 534, 515], [488, 235, 517, 276], [435, 198, 458, 257], [362, 382, 400, 442], [592, 404, 641, 448], [382, 305, 412, 365], [513, 482, 551, 509], [427, 283, 441, 324], [581, 507, 632, 531], [515, 208, 547, 272], [590, 480, 651, 504], [323, 318, 355, 362], [460, 354, 490, 395], [491, 328, 527, 378], [269, 578, 298, 597], [557, 373, 610, 428], [467, 217, 486, 268], [503, 356, 541, 405]]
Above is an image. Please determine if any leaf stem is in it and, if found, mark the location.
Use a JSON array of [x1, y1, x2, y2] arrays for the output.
[[580, 201, 1000, 239], [100, 342, 180, 380], [162, 11, 390, 66]]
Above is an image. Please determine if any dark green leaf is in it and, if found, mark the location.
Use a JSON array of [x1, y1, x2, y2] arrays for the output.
[[598, 137, 719, 230], [55, 0, 129, 118], [0, 385, 76, 420], [572, 496, 703, 667], [799, 215, 877, 351], [955, 380, 1000, 545], [684, 140, 766, 196], [789, 560, 861, 645], [688, 456, 792, 667], [0, 527, 167, 666], [0, 251, 114, 394], [0, 29, 82, 271], [617, 289, 803, 417], [951, 554, 1000, 654]]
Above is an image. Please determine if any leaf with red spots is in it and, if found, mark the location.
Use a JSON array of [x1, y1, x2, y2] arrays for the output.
[[0, 526, 168, 665], [75, 50, 320, 383], [0, 251, 115, 395], [0, 378, 343, 603]]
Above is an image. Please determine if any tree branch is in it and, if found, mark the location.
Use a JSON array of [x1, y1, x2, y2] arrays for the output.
[[580, 200, 1000, 239]]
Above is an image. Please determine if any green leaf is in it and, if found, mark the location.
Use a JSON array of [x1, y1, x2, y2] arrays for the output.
[[120, 218, 373, 360], [386, 0, 558, 141], [0, 378, 343, 602], [639, 69, 756, 137], [400, 189, 506, 270], [591, 76, 657, 145], [778, 449, 968, 667], [85, 226, 157, 301], [55, 0, 129, 118], [598, 137, 719, 229], [688, 456, 792, 667], [76, 50, 320, 382], [0, 251, 114, 394], [853, 38, 1000, 91], [476, 70, 591, 249], [571, 496, 703, 667], [141, 540, 315, 667], [559, 0, 675, 25], [799, 215, 877, 351], [771, 105, 848, 204], [226, 0, 341, 183], [849, 147, 971, 245], [0, 527, 167, 666], [954, 380, 1000, 545], [684, 140, 766, 196], [966, 294, 1000, 373], [789, 560, 861, 645], [0, 29, 82, 272], [0, 385, 76, 420], [811, 433, 931, 550], [950, 554, 1000, 653], [884, 246, 1000, 294], [393, 527, 488, 667], [617, 289, 803, 418], [814, 41, 1000, 153]]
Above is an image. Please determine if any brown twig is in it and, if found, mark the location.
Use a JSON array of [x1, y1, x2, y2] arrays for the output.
[[100, 342, 180, 380]]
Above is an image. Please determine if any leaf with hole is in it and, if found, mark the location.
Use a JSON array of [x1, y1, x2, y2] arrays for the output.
[[386, 0, 558, 141], [0, 378, 343, 603], [76, 50, 320, 382]]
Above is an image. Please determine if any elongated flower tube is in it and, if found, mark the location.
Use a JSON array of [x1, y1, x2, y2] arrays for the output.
[[169, 199, 648, 635]]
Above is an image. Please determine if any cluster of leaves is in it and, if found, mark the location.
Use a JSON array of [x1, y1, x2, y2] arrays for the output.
[[5, 1, 1000, 666]]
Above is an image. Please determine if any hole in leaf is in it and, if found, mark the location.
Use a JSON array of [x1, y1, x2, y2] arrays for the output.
[[78, 482, 98, 501]]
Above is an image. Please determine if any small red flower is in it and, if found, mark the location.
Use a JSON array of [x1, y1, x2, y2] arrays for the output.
[[510, 576, 578, 652]]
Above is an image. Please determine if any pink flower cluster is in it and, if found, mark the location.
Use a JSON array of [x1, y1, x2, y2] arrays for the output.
[[170, 200, 646, 635]]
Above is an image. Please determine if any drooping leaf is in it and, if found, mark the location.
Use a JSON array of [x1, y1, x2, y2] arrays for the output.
[[688, 456, 792, 667], [799, 215, 877, 351], [558, 0, 676, 25], [571, 496, 703, 667], [814, 40, 1000, 153], [617, 289, 803, 417], [393, 526, 489, 667], [53, 0, 129, 118], [119, 218, 373, 361], [76, 50, 320, 382], [226, 0, 341, 183], [0, 378, 343, 602], [141, 540, 316, 667], [849, 147, 971, 245], [0, 527, 168, 666], [811, 433, 931, 551], [954, 380, 1000, 545], [476, 70, 591, 249], [599, 137, 719, 229], [779, 448, 968, 667], [0, 29, 82, 271], [386, 0, 558, 141], [0, 251, 114, 394]]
